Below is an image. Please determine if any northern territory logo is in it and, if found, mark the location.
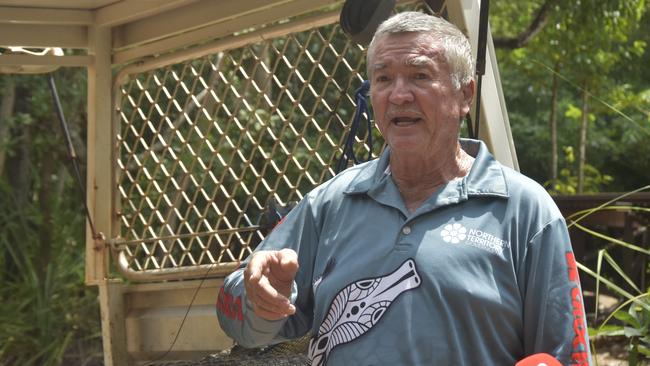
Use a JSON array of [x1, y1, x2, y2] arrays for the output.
[[441, 223, 509, 255], [441, 223, 466, 244]]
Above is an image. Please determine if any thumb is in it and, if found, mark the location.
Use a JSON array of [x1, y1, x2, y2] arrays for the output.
[[273, 248, 299, 283]]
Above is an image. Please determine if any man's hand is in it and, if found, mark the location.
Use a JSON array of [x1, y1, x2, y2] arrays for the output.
[[244, 248, 299, 320]]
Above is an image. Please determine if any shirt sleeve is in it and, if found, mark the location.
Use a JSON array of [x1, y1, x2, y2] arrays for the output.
[[522, 217, 592, 365], [216, 196, 319, 348]]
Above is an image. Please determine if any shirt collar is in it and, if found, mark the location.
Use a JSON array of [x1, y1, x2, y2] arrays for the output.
[[344, 139, 509, 199]]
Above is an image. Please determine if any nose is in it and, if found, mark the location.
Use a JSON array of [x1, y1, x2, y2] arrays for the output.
[[388, 76, 414, 105]]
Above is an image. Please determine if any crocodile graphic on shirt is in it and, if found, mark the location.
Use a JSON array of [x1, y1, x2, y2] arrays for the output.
[[308, 259, 421, 366]]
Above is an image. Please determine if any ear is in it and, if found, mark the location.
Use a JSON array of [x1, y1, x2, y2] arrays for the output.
[[459, 79, 475, 117]]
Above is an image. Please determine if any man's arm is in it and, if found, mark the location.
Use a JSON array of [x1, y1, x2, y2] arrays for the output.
[[217, 250, 304, 348], [217, 199, 318, 348], [521, 218, 592, 365]]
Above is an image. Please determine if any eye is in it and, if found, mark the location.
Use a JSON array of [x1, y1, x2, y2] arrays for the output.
[[414, 72, 430, 80], [374, 74, 390, 83]]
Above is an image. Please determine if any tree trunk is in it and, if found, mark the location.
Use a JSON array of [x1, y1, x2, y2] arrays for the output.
[[4, 103, 31, 282], [0, 76, 16, 176], [6, 121, 31, 210], [37, 147, 55, 283], [549, 63, 559, 182], [578, 82, 589, 194], [493, 0, 558, 49]]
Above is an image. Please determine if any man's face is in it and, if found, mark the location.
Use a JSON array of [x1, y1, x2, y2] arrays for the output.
[[369, 32, 473, 159]]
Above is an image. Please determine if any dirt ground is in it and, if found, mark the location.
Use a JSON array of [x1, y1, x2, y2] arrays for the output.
[[589, 292, 648, 366], [593, 340, 630, 366]]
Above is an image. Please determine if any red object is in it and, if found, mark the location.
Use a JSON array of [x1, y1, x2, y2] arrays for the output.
[[216, 287, 243, 322], [516, 353, 562, 366]]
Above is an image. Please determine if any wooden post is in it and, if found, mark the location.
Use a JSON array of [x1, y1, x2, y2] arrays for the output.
[[99, 280, 129, 366], [86, 23, 129, 365]]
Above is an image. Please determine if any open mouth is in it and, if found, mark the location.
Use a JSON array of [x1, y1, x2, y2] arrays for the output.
[[391, 116, 422, 126]]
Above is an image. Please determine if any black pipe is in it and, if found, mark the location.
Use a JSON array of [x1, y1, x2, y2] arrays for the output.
[[48, 74, 99, 239], [473, 0, 490, 139]]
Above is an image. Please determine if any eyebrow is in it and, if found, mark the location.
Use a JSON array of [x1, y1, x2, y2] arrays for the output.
[[371, 56, 432, 71], [371, 63, 387, 73], [405, 56, 433, 67]]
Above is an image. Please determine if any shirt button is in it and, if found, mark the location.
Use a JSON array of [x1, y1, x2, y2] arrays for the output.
[[402, 226, 411, 235]]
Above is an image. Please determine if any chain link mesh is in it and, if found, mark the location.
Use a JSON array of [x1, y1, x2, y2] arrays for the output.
[[117, 26, 372, 276], [115, 1, 446, 279]]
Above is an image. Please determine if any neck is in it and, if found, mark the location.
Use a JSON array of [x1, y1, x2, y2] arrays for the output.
[[390, 144, 473, 213]]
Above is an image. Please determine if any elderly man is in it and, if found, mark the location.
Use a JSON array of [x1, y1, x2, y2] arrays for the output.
[[217, 11, 591, 365]]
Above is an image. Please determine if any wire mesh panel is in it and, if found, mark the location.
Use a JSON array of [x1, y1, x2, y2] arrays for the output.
[[115, 25, 373, 279], [114, 1, 447, 281]]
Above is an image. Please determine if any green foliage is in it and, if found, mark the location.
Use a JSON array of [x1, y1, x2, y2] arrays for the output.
[[0, 69, 100, 365], [564, 103, 596, 123], [546, 146, 613, 194], [615, 297, 650, 363], [591, 291, 650, 365], [494, 0, 650, 192], [494, 2, 649, 363], [0, 182, 101, 366], [567, 198, 650, 364]]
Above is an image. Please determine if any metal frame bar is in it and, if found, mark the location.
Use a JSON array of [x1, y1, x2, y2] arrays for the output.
[[478, 28, 518, 170], [447, 0, 518, 170]]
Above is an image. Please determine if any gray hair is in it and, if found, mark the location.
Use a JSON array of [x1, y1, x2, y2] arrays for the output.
[[366, 11, 475, 90]]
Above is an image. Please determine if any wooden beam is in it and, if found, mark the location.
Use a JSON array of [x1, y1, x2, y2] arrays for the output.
[[85, 24, 112, 285], [113, 1, 340, 65], [0, 6, 93, 25], [98, 280, 129, 366], [94, 0, 199, 27], [0, 23, 87, 48], [0, 53, 93, 67], [113, 0, 339, 50], [114, 8, 339, 72], [113, 0, 284, 49], [124, 278, 231, 362]]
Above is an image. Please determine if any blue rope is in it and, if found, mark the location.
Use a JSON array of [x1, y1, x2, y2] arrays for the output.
[[336, 80, 373, 173]]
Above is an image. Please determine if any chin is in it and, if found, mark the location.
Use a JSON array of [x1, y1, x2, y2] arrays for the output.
[[388, 141, 424, 154]]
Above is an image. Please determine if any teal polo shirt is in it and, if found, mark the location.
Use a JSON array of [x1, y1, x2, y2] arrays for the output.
[[217, 139, 592, 365]]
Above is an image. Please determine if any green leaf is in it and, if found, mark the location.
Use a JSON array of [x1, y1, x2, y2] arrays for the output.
[[625, 326, 644, 338], [565, 104, 583, 120], [638, 344, 650, 357], [590, 324, 625, 337], [614, 309, 641, 328]]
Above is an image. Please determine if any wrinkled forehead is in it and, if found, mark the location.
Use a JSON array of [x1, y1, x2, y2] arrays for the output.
[[369, 32, 447, 71], [371, 55, 437, 72]]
